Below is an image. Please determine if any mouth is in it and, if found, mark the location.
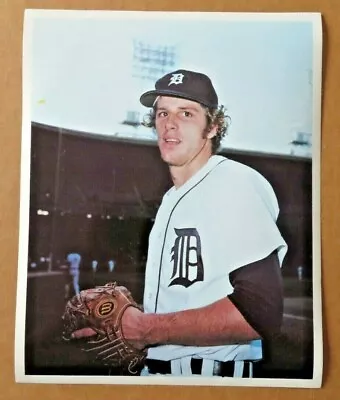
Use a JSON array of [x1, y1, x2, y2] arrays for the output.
[[163, 138, 181, 144]]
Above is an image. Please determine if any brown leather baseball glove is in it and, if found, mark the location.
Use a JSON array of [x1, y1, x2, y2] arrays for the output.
[[62, 282, 146, 374]]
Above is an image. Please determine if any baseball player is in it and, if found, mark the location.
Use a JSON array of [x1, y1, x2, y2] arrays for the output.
[[65, 253, 81, 298], [73, 69, 287, 378], [108, 259, 116, 273]]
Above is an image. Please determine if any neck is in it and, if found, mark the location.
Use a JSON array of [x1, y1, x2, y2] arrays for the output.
[[169, 148, 212, 189]]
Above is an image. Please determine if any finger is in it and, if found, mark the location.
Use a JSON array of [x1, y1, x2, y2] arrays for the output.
[[71, 327, 97, 339], [116, 285, 128, 292]]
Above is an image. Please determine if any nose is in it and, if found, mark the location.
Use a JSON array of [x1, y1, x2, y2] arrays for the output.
[[164, 113, 177, 130]]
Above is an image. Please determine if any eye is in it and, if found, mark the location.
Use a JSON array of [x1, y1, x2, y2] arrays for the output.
[[156, 111, 167, 118], [182, 111, 192, 117]]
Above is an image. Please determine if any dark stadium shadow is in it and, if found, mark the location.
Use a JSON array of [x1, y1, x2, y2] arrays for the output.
[[25, 338, 142, 376], [254, 314, 314, 379]]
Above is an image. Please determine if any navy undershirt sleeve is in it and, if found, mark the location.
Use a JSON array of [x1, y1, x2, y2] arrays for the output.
[[228, 251, 283, 340]]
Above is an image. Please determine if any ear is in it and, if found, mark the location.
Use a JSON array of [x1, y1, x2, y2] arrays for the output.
[[206, 125, 218, 139]]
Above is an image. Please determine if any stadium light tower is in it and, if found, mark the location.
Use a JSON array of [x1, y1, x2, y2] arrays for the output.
[[121, 40, 177, 128], [290, 131, 312, 157], [289, 69, 313, 158], [132, 40, 176, 81]]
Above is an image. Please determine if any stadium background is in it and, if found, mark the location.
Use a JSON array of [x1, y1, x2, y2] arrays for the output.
[[25, 121, 313, 379]]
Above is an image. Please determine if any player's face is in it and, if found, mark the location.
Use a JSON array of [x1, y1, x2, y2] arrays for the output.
[[154, 96, 216, 169]]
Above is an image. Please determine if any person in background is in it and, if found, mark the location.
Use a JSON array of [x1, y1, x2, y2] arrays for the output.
[[65, 253, 81, 299]]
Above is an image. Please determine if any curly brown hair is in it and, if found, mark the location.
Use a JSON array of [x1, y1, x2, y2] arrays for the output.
[[142, 104, 231, 154]]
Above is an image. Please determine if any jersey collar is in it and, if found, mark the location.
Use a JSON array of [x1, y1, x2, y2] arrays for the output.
[[166, 155, 227, 198]]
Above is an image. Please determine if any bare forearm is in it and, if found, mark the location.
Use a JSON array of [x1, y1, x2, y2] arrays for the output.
[[140, 297, 261, 347]]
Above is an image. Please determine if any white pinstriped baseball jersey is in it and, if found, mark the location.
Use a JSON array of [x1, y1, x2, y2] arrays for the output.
[[143, 155, 287, 362]]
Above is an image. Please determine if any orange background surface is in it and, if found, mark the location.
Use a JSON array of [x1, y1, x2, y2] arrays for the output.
[[0, 1, 338, 399]]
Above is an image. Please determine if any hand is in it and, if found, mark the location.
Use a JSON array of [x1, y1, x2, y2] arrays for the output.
[[71, 327, 97, 339], [68, 285, 134, 341], [70, 306, 147, 350], [121, 306, 147, 350]]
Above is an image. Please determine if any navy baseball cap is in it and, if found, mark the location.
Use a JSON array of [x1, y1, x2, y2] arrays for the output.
[[139, 69, 218, 109]]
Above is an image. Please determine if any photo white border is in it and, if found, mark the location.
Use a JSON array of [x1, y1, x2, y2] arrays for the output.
[[15, 9, 323, 388]]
